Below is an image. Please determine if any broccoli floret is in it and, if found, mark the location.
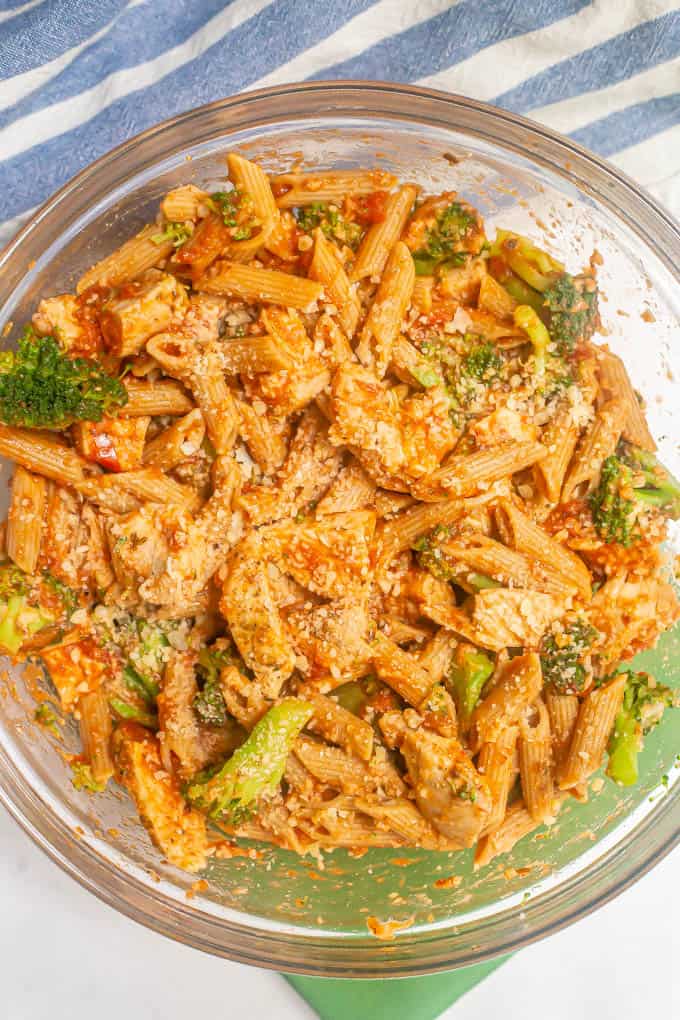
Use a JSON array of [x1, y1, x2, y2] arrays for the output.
[[447, 644, 494, 725], [542, 273, 599, 355], [0, 330, 128, 428], [589, 456, 638, 546], [210, 190, 241, 226], [413, 524, 456, 580], [540, 619, 599, 694], [412, 201, 476, 275], [0, 562, 54, 655], [185, 698, 313, 823], [607, 670, 677, 786], [193, 644, 235, 727], [462, 341, 503, 381], [294, 202, 362, 249], [151, 222, 192, 248], [71, 761, 106, 794], [620, 444, 680, 520]]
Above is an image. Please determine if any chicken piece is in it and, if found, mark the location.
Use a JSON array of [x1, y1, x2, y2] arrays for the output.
[[73, 415, 150, 472], [590, 573, 680, 670], [402, 192, 485, 258], [270, 510, 376, 598], [284, 598, 372, 683], [220, 535, 296, 698], [470, 588, 566, 649], [468, 406, 538, 450], [41, 635, 110, 712], [112, 722, 208, 872], [239, 407, 343, 526], [383, 713, 491, 846], [32, 294, 95, 355], [241, 308, 330, 417], [329, 362, 457, 487], [100, 269, 189, 357]]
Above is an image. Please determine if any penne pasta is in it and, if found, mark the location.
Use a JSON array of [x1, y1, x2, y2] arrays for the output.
[[561, 398, 628, 501], [79, 688, 114, 786], [597, 348, 656, 451], [160, 184, 210, 222], [308, 228, 361, 338], [272, 168, 397, 208], [534, 402, 581, 502], [557, 674, 626, 790], [77, 224, 174, 294], [195, 261, 324, 311], [7, 467, 47, 573], [412, 441, 546, 502], [356, 241, 415, 377], [121, 378, 193, 416], [470, 652, 543, 752], [0, 424, 87, 486], [142, 408, 205, 470], [77, 467, 201, 513], [351, 184, 419, 282], [519, 697, 554, 822], [477, 724, 519, 834]]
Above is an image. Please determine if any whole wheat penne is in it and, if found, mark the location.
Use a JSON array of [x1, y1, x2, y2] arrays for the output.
[[474, 799, 541, 869], [77, 224, 174, 294], [315, 460, 376, 515], [411, 275, 433, 314], [142, 408, 205, 470], [79, 688, 114, 786], [0, 425, 87, 486], [544, 690, 580, 768], [437, 532, 578, 598], [160, 184, 210, 223], [308, 228, 361, 338], [597, 348, 656, 451], [355, 796, 441, 847], [235, 397, 288, 475], [351, 184, 419, 282], [220, 334, 294, 374], [300, 689, 374, 762], [557, 673, 626, 790], [496, 499, 592, 600], [561, 398, 628, 501], [272, 168, 397, 209], [379, 616, 431, 646], [535, 404, 581, 502], [146, 332, 239, 454], [195, 261, 323, 310], [370, 631, 434, 706], [477, 724, 519, 834], [418, 629, 457, 683], [412, 441, 546, 502], [77, 468, 200, 512], [121, 378, 193, 416], [7, 467, 47, 573], [294, 737, 373, 795], [356, 241, 415, 377], [228, 153, 279, 222], [469, 653, 543, 752], [477, 273, 517, 321], [376, 496, 466, 569], [519, 697, 554, 822]]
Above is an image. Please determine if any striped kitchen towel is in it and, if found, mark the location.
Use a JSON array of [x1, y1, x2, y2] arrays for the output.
[[0, 0, 678, 250]]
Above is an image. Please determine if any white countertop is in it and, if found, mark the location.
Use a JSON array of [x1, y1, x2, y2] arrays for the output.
[[2, 804, 677, 1019]]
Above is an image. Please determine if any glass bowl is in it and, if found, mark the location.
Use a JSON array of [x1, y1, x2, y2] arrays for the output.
[[0, 82, 678, 978]]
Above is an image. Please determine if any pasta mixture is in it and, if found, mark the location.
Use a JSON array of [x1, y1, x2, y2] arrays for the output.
[[0, 155, 678, 874]]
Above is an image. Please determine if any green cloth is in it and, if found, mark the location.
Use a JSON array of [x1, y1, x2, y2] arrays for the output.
[[285, 956, 510, 1020]]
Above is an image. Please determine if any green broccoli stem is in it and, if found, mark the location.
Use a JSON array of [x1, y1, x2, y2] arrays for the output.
[[0, 595, 53, 654], [606, 710, 640, 786], [185, 698, 313, 823], [448, 647, 494, 725], [514, 305, 552, 376], [123, 663, 159, 704], [110, 698, 158, 729], [502, 273, 546, 313]]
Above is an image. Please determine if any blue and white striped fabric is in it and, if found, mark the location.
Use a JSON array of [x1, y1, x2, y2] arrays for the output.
[[0, 0, 678, 247]]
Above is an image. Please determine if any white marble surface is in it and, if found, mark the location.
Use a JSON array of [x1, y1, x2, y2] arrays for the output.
[[1, 803, 677, 1019]]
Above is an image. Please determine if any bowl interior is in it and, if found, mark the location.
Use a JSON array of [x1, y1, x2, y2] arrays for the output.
[[0, 93, 678, 973]]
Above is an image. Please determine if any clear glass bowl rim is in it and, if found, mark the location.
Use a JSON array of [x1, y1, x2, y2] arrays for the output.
[[0, 80, 678, 977]]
